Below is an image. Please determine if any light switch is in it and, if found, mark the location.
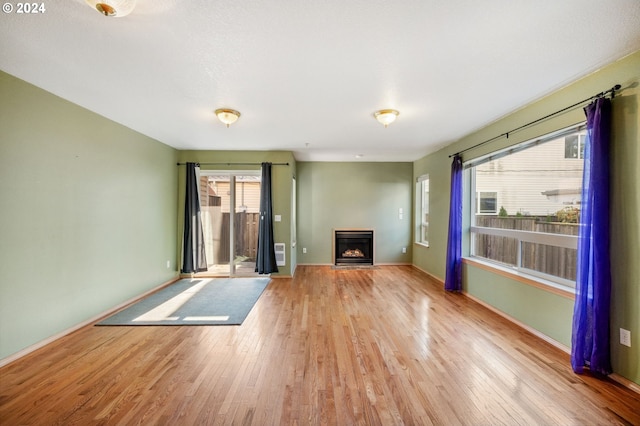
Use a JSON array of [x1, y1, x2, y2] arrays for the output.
[[274, 215, 282, 222]]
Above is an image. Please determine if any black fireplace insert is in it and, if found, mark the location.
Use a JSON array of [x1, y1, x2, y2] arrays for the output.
[[334, 230, 373, 265]]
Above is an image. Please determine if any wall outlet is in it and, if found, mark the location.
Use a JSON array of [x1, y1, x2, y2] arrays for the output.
[[620, 328, 631, 347], [402, 247, 406, 253], [302, 247, 307, 254], [166, 260, 171, 269]]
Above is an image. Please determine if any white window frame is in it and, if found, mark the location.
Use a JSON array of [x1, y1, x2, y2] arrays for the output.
[[469, 224, 577, 288], [564, 131, 587, 159], [415, 174, 429, 247], [199, 169, 261, 277], [476, 191, 498, 215], [467, 124, 585, 290]]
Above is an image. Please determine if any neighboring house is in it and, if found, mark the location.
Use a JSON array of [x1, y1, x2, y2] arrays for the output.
[[474, 131, 585, 217], [199, 176, 261, 214], [540, 188, 581, 206]]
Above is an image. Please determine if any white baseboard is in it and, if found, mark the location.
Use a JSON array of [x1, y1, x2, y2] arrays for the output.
[[411, 264, 445, 284], [609, 373, 640, 395], [409, 265, 568, 352], [465, 293, 640, 394], [463, 292, 570, 354], [410, 266, 640, 394], [4, 269, 638, 395], [295, 263, 334, 266], [0, 276, 180, 368]]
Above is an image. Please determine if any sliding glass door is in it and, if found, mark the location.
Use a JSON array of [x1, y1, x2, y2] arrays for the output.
[[199, 171, 261, 276]]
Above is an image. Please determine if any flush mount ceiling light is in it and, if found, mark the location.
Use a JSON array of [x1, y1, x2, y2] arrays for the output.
[[86, 0, 136, 17], [214, 108, 241, 128], [374, 109, 399, 128]]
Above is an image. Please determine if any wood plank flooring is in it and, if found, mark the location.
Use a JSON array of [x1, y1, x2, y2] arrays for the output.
[[1, 265, 639, 425]]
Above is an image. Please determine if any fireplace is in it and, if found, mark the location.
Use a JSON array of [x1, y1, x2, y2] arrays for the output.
[[334, 230, 374, 265]]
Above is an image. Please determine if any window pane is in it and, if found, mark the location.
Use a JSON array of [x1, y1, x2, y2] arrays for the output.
[[564, 133, 586, 159], [475, 133, 583, 227], [470, 126, 584, 287], [475, 217, 579, 236], [521, 242, 577, 281], [422, 178, 429, 244], [200, 173, 261, 277], [417, 175, 429, 245], [564, 135, 579, 158], [234, 175, 261, 276], [473, 234, 518, 267]]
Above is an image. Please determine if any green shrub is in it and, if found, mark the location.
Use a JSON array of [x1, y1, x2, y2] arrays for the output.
[[555, 206, 580, 223]]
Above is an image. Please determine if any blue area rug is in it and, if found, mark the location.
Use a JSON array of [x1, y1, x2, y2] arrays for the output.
[[96, 277, 271, 326]]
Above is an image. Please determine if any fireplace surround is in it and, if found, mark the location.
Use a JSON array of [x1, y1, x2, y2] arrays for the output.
[[334, 229, 374, 266]]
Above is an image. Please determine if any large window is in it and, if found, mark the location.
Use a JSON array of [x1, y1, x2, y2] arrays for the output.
[[416, 174, 429, 246], [468, 125, 585, 288]]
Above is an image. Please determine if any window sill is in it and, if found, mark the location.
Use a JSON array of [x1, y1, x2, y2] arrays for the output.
[[414, 242, 429, 249], [462, 257, 575, 300]]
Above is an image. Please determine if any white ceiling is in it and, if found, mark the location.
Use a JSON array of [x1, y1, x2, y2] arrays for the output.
[[2, 1, 640, 162]]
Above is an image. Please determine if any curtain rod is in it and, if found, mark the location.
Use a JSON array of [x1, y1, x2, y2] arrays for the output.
[[176, 162, 289, 166], [449, 84, 621, 158]]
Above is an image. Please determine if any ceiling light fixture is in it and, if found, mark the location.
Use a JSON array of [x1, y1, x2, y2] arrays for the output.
[[374, 109, 399, 128], [86, 0, 136, 17], [214, 108, 241, 128]]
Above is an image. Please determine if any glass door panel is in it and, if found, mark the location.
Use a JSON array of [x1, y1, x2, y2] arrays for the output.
[[200, 173, 231, 275], [199, 172, 261, 276], [233, 175, 261, 276]]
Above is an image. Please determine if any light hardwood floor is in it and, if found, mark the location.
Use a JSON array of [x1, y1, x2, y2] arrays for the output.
[[1, 266, 638, 425]]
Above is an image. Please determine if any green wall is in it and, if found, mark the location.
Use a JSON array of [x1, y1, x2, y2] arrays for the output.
[[0, 71, 179, 361], [3, 49, 637, 386], [413, 51, 640, 385], [297, 162, 413, 265], [412, 153, 452, 279], [176, 150, 297, 277]]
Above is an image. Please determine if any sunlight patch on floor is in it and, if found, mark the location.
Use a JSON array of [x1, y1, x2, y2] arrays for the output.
[[184, 316, 230, 321], [132, 279, 212, 322]]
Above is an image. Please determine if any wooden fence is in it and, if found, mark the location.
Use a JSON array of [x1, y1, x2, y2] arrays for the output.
[[474, 217, 578, 281], [202, 209, 259, 264]]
